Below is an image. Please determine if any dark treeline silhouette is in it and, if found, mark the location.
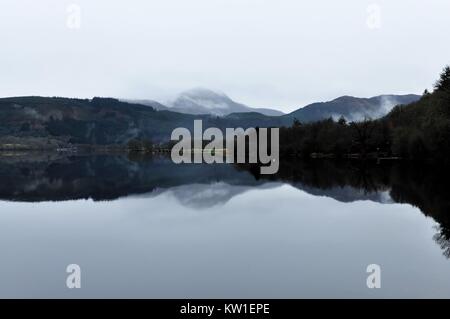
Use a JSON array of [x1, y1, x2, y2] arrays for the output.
[[279, 66, 450, 162]]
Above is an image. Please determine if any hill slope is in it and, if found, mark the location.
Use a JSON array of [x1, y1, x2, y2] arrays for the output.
[[0, 97, 207, 146], [286, 94, 420, 122], [0, 96, 285, 147], [277, 66, 450, 162], [168, 88, 284, 116]]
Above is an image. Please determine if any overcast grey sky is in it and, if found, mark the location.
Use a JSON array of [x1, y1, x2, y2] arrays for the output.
[[1, 0, 449, 112]]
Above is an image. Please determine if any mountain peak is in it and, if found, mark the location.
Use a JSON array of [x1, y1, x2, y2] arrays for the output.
[[169, 88, 284, 117], [332, 95, 359, 102], [180, 88, 228, 100]]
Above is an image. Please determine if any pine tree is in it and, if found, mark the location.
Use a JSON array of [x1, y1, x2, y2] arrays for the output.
[[434, 66, 450, 93]]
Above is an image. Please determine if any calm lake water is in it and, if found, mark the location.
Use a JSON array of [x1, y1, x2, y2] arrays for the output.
[[0, 154, 449, 298]]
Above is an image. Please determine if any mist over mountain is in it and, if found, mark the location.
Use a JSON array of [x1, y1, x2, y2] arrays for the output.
[[125, 89, 283, 116], [0, 92, 421, 148], [286, 94, 421, 122], [164, 88, 284, 117], [125, 89, 420, 122]]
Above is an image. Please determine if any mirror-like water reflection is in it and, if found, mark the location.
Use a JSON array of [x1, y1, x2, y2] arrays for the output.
[[0, 153, 449, 298]]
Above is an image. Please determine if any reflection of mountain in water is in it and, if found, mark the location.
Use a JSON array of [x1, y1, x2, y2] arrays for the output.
[[0, 154, 447, 212], [155, 182, 282, 209], [0, 154, 268, 204], [293, 185, 393, 203], [1, 153, 450, 257]]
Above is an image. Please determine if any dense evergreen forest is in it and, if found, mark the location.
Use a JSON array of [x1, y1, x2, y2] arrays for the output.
[[279, 66, 450, 162]]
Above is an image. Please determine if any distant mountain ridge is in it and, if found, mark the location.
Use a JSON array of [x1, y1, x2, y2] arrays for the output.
[[121, 99, 169, 111], [0, 92, 421, 147], [125, 89, 420, 122], [285, 94, 421, 122], [168, 88, 285, 116], [125, 88, 284, 117]]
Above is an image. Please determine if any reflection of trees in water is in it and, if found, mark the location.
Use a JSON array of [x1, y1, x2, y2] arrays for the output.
[[1, 154, 450, 259], [251, 159, 450, 259], [0, 154, 263, 202], [387, 165, 450, 259], [433, 225, 450, 259]]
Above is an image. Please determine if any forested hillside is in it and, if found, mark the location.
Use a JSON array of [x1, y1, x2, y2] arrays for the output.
[[279, 66, 450, 162]]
